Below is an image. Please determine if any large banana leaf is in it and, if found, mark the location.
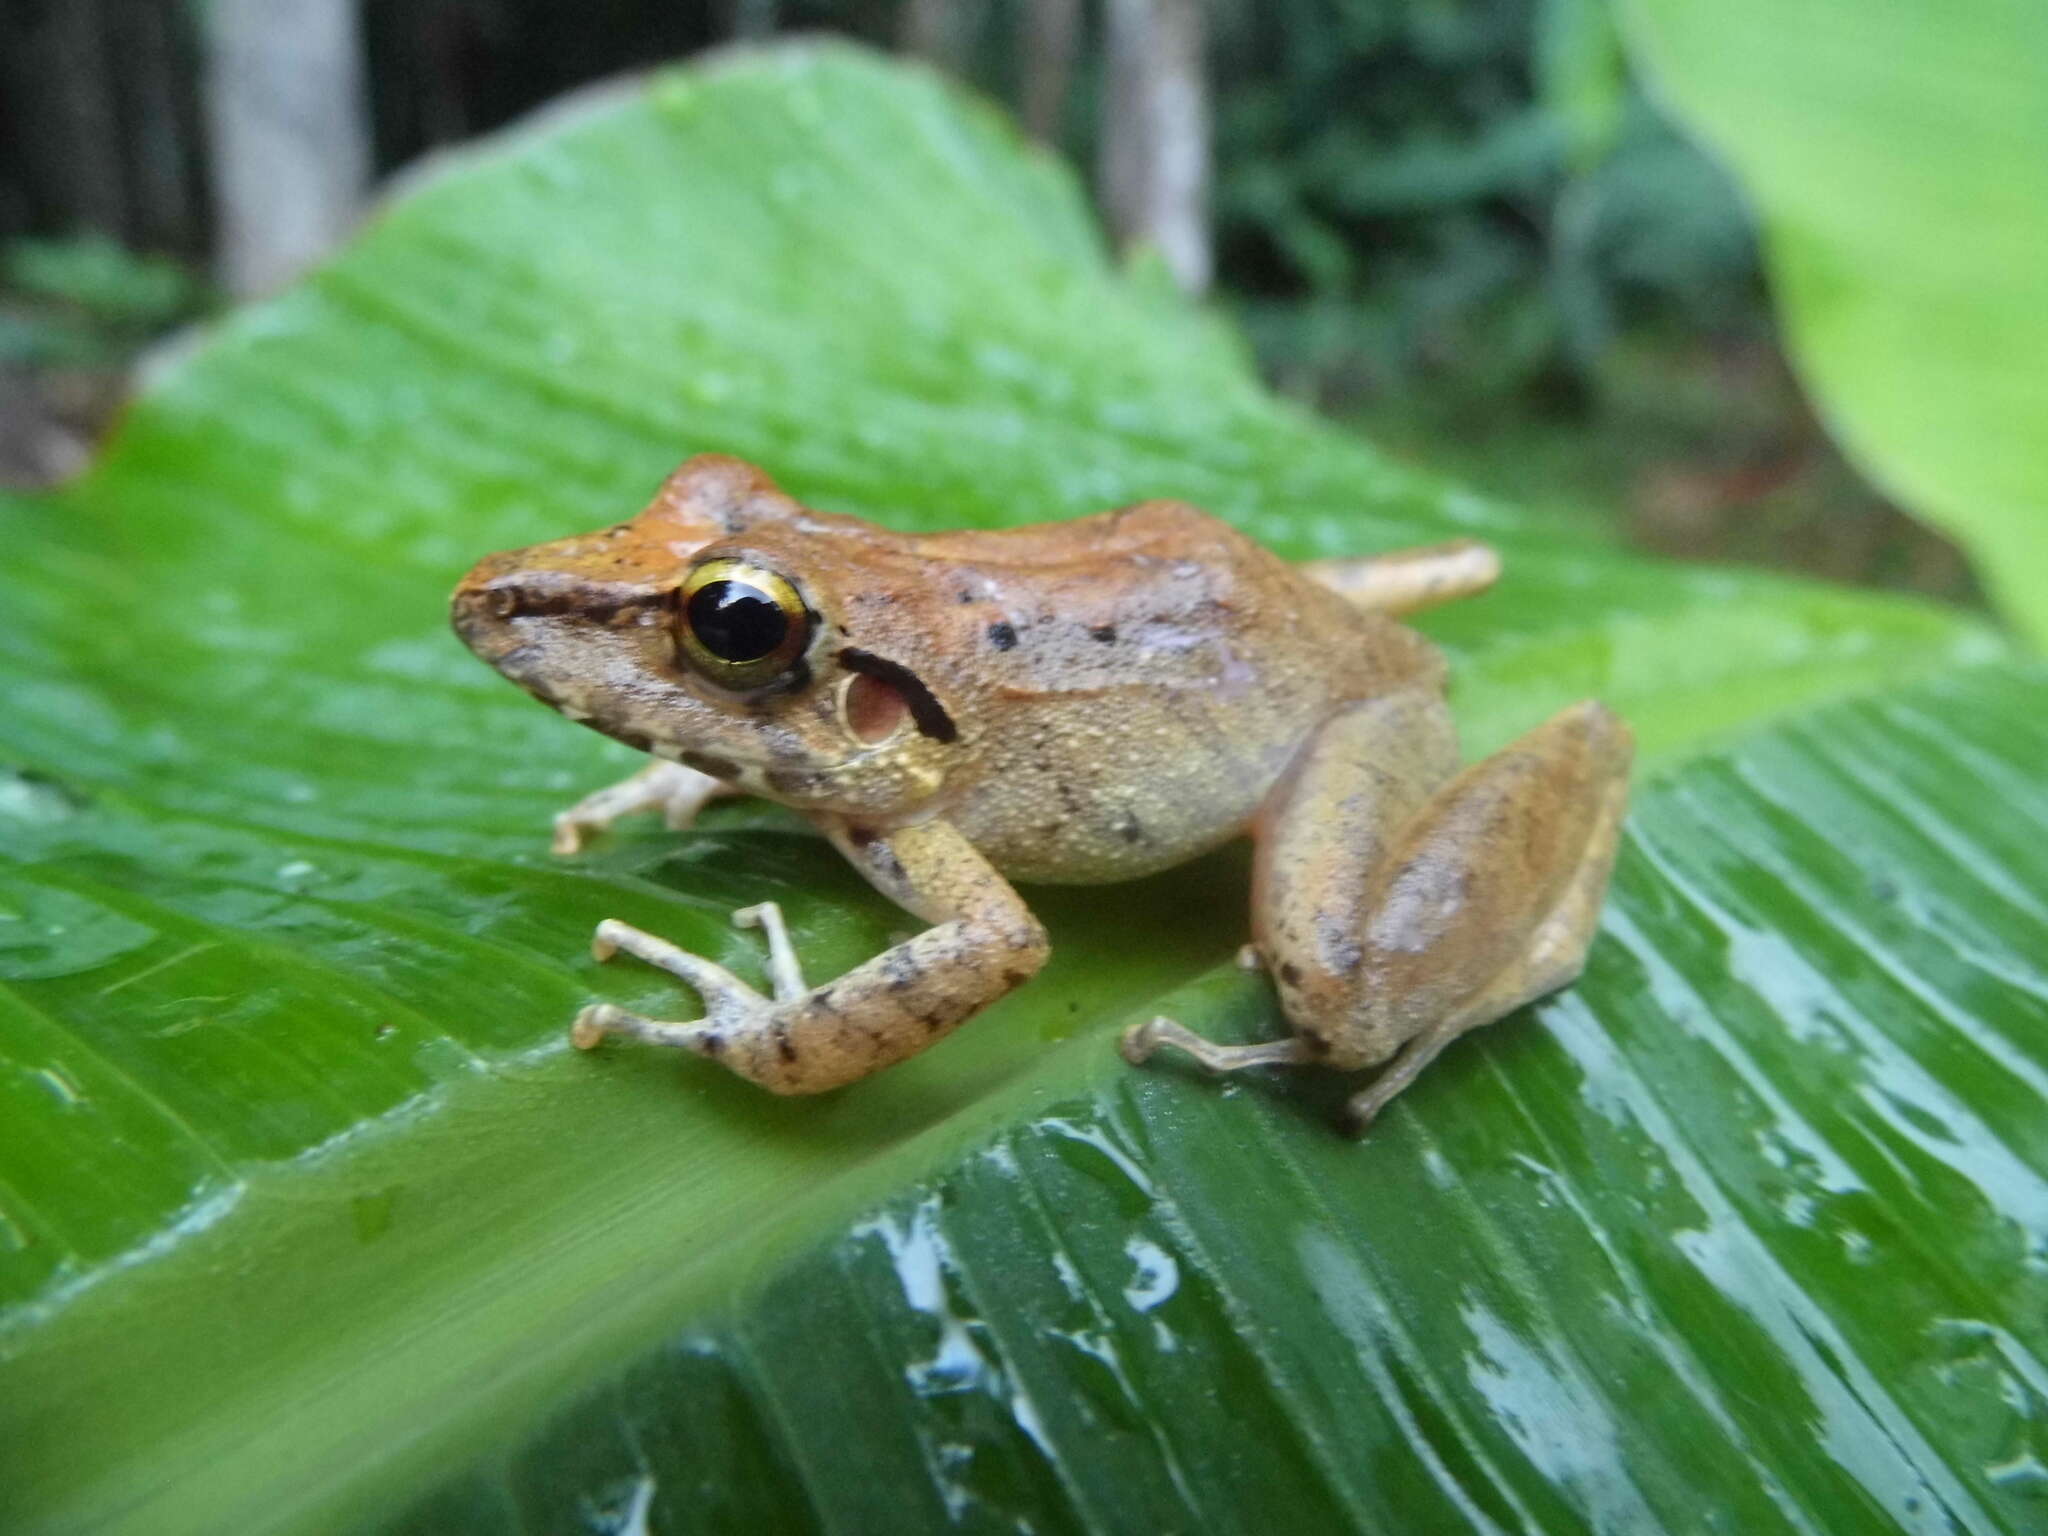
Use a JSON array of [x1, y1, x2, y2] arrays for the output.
[[0, 44, 2034, 1534], [1619, 0, 2048, 645]]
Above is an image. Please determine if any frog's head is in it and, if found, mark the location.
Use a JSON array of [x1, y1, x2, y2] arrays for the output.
[[452, 455, 973, 819]]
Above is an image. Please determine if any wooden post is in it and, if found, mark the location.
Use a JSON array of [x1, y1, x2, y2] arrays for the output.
[[1019, 0, 1080, 143], [0, 0, 129, 240], [200, 0, 372, 297], [726, 0, 781, 40], [899, 0, 982, 74], [1098, 0, 1211, 295]]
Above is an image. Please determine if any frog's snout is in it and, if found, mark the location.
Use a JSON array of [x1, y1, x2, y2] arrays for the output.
[[449, 562, 524, 662], [452, 558, 647, 652]]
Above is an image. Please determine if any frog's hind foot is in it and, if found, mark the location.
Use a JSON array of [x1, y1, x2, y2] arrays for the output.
[[1303, 539, 1501, 618], [1120, 1015, 1315, 1072]]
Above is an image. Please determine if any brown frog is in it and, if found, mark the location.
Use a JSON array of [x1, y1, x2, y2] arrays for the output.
[[451, 455, 1631, 1134]]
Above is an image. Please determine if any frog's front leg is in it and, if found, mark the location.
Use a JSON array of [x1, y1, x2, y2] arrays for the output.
[[551, 760, 736, 854], [571, 817, 1048, 1094], [1123, 693, 1631, 1135]]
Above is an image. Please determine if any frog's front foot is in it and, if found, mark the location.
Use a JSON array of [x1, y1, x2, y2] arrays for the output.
[[572, 860, 1046, 1095], [572, 916, 774, 1057], [550, 761, 733, 855]]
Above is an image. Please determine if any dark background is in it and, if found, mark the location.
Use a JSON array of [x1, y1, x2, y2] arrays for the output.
[[0, 0, 1976, 602]]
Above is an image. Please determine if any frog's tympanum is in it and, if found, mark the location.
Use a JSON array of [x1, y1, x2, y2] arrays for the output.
[[453, 456, 1631, 1134]]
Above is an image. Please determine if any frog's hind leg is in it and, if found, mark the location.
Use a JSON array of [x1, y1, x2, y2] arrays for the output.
[[1331, 711, 1631, 1133], [1122, 694, 1631, 1136], [1303, 539, 1501, 617], [1122, 687, 1457, 1078]]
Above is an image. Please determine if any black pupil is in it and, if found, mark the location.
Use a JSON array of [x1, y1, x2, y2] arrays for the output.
[[688, 579, 789, 664]]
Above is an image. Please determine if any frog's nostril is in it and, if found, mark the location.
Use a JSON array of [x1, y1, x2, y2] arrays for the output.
[[451, 582, 517, 654]]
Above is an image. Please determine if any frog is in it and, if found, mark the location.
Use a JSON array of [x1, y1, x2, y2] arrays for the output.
[[451, 454, 1632, 1134]]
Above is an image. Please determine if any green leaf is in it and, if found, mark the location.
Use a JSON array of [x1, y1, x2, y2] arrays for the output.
[[415, 660, 2048, 1535], [0, 43, 2022, 1533], [1618, 0, 2048, 645]]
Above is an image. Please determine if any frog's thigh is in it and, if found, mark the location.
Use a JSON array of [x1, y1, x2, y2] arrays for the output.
[[1251, 688, 1460, 1006], [1273, 699, 1632, 1123], [1340, 730, 1629, 1132], [1122, 691, 1455, 1074]]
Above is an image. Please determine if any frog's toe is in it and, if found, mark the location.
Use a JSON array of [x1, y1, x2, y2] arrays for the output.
[[569, 1001, 741, 1059], [730, 901, 809, 1002], [551, 812, 593, 856], [571, 1004, 616, 1049], [586, 918, 763, 1013], [1120, 1015, 1170, 1064], [1122, 1014, 1314, 1073]]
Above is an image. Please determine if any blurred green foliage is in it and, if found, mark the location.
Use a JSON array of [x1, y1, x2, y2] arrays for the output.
[[1204, 0, 1759, 408], [0, 235, 207, 367]]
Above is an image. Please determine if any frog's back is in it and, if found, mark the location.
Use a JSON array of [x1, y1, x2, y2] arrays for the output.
[[902, 502, 1442, 883], [905, 500, 1419, 678]]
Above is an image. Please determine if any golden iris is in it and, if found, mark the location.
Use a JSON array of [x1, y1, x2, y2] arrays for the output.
[[676, 559, 810, 689]]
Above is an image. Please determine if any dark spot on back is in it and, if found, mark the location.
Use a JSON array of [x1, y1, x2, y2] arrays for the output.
[[1088, 624, 1117, 644], [1114, 809, 1145, 844], [986, 621, 1018, 651], [1279, 962, 1303, 988]]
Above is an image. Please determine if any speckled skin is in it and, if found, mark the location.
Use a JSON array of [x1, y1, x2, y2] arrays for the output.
[[452, 455, 1632, 1132]]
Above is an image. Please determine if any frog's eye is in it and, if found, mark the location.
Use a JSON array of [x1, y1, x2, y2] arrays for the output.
[[676, 558, 810, 689]]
